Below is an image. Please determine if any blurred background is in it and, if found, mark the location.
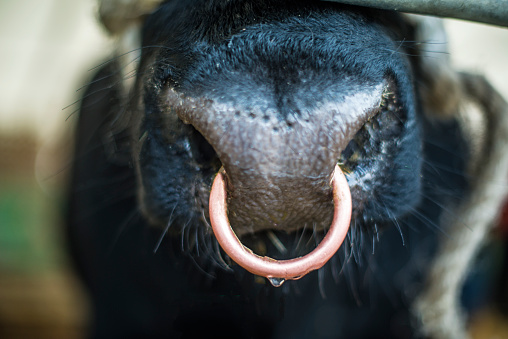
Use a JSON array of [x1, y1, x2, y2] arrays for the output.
[[0, 0, 507, 338]]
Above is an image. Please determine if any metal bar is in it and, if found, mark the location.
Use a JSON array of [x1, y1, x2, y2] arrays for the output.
[[323, 0, 508, 27]]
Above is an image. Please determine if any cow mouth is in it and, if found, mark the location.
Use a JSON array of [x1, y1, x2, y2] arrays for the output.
[[209, 164, 352, 286], [201, 93, 404, 281], [157, 79, 404, 280]]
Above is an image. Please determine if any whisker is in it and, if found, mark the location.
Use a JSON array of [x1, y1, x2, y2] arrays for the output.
[[187, 253, 217, 279], [201, 208, 212, 230], [153, 202, 179, 253], [74, 171, 134, 193], [267, 230, 287, 254], [78, 188, 137, 221], [374, 223, 380, 242], [344, 260, 362, 306], [86, 45, 175, 73], [74, 52, 140, 93], [207, 240, 228, 271], [181, 217, 192, 251], [186, 224, 196, 252], [107, 208, 141, 255], [194, 226, 200, 256], [64, 52, 164, 123], [383, 203, 405, 246], [419, 191, 471, 231], [408, 206, 450, 237], [391, 37, 405, 56], [213, 238, 232, 271], [349, 222, 364, 266], [330, 254, 342, 283], [306, 223, 317, 247], [318, 267, 327, 299], [423, 138, 467, 156], [295, 222, 309, 252], [63, 81, 118, 113]]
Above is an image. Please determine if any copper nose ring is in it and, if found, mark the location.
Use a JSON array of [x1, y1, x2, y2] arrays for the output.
[[209, 164, 352, 286]]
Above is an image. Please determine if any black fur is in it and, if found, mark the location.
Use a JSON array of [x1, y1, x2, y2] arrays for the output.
[[67, 1, 472, 338]]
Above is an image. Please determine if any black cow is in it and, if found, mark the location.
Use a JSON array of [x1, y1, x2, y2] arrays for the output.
[[67, 1, 508, 338]]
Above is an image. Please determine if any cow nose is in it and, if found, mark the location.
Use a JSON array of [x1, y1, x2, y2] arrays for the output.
[[166, 84, 384, 235]]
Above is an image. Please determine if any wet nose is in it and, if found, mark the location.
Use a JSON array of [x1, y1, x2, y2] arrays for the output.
[[166, 83, 383, 235]]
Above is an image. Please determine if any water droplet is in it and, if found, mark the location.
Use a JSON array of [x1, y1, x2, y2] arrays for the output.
[[268, 277, 285, 287]]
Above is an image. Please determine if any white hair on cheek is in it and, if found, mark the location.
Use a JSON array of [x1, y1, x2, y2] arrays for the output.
[[98, 0, 164, 35], [414, 73, 508, 339], [98, 0, 164, 96]]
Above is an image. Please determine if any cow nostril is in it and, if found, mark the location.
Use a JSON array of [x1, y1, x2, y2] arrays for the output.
[[188, 124, 221, 169], [338, 81, 405, 173]]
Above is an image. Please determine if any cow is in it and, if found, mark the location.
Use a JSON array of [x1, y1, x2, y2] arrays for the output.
[[67, 0, 508, 338]]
